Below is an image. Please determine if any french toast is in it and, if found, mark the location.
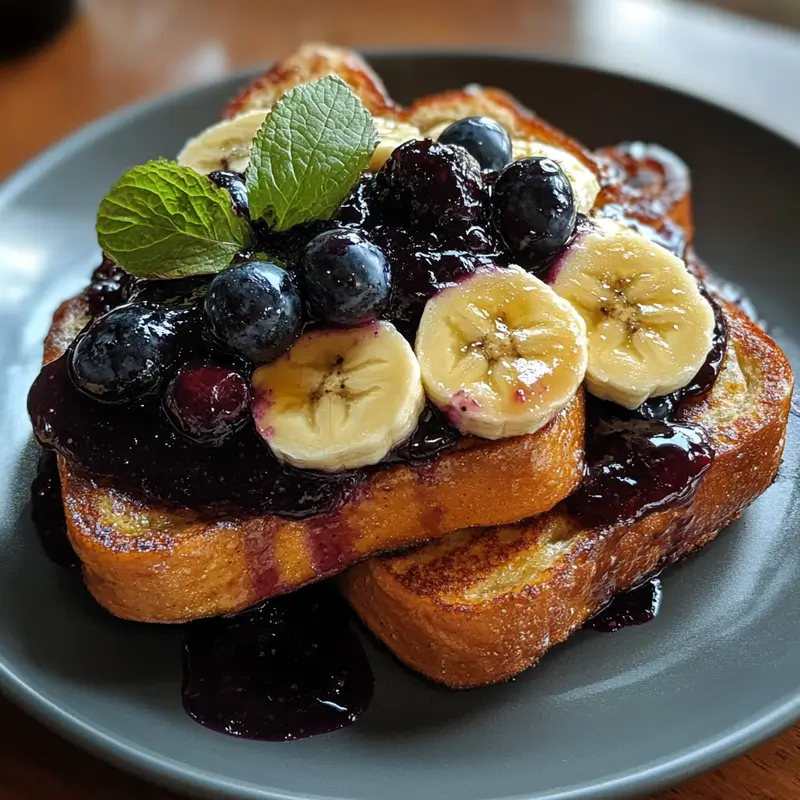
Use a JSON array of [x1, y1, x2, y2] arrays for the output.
[[28, 37, 792, 681], [342, 302, 793, 688]]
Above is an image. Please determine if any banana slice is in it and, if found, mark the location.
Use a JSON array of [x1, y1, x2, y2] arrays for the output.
[[370, 118, 422, 171], [251, 321, 425, 471], [550, 217, 715, 409], [415, 267, 588, 440], [177, 110, 268, 174], [512, 140, 600, 214]]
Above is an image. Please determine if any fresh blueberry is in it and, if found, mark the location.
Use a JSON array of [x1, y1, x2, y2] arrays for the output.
[[70, 304, 181, 402], [302, 229, 391, 326], [493, 157, 577, 269], [375, 139, 489, 240], [204, 261, 301, 363], [165, 362, 251, 445], [208, 170, 249, 218], [438, 116, 512, 172]]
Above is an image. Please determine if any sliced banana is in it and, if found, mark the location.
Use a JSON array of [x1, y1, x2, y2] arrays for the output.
[[370, 118, 422, 171], [415, 267, 588, 440], [251, 321, 425, 471], [550, 217, 715, 409], [177, 110, 268, 174], [512, 140, 600, 214]]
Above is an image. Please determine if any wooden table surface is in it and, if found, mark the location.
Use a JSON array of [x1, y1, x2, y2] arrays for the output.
[[1, 1, 798, 798]]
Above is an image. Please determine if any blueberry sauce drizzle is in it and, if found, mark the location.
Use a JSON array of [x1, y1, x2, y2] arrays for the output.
[[568, 412, 714, 528], [30, 448, 79, 569], [584, 576, 663, 632], [182, 585, 372, 740]]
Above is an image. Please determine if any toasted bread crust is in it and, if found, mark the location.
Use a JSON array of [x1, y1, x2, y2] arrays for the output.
[[341, 304, 794, 688], [223, 42, 397, 119]]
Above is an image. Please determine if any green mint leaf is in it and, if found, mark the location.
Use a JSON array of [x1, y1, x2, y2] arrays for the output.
[[246, 76, 377, 231], [96, 160, 253, 278]]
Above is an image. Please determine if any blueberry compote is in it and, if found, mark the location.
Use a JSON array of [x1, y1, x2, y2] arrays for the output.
[[570, 409, 714, 527], [30, 448, 78, 568], [585, 576, 663, 632], [82, 259, 133, 317], [182, 585, 372, 740]]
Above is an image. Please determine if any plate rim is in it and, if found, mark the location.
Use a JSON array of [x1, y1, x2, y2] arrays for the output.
[[1, 48, 799, 800]]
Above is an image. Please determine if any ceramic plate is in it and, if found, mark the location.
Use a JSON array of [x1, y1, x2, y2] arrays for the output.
[[1, 54, 798, 800]]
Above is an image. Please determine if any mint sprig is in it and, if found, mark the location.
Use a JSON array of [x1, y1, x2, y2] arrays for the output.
[[246, 76, 377, 231], [96, 160, 253, 278]]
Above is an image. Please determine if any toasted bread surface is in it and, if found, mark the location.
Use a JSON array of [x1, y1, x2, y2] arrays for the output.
[[341, 303, 794, 688], [46, 294, 584, 622], [223, 42, 397, 119]]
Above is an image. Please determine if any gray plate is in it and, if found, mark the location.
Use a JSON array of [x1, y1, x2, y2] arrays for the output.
[[0, 54, 798, 800]]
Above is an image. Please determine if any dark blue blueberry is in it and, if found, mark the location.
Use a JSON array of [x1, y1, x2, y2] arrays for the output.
[[258, 220, 341, 270], [302, 229, 391, 326], [208, 170, 249, 218], [70, 304, 181, 402], [204, 261, 301, 363], [438, 116, 512, 172], [493, 157, 577, 270]]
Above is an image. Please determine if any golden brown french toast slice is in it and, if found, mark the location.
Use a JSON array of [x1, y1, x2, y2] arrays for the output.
[[341, 303, 794, 688], [46, 294, 584, 623]]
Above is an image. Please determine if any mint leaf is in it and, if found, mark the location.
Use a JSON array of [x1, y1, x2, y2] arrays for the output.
[[246, 76, 377, 231], [96, 160, 253, 278]]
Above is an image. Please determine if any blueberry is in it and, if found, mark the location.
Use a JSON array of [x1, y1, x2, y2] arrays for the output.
[[204, 261, 301, 363], [375, 139, 489, 240], [165, 362, 251, 444], [438, 116, 512, 172], [70, 304, 181, 402], [493, 157, 577, 269], [208, 170, 249, 218], [302, 229, 391, 326]]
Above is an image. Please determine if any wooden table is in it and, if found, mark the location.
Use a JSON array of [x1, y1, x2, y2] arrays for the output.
[[1, 1, 798, 797]]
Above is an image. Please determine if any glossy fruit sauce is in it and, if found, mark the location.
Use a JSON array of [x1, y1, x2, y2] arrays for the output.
[[182, 585, 372, 740], [585, 576, 663, 632]]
